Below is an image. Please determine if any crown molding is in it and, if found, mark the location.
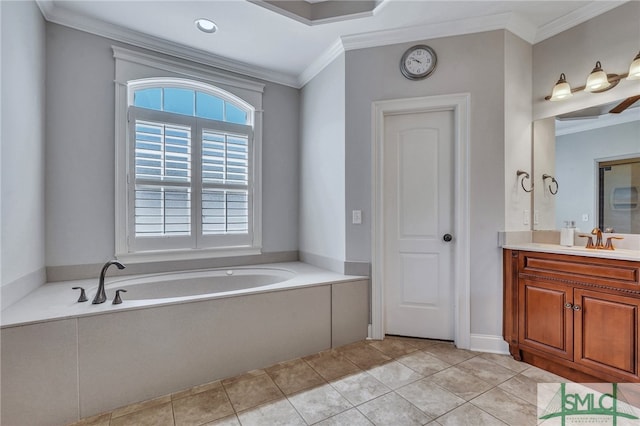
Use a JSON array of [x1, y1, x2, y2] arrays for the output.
[[35, 0, 300, 88], [301, 2, 624, 86], [298, 12, 522, 86], [36, 0, 626, 90], [534, 1, 628, 43], [297, 39, 345, 87], [505, 12, 538, 44], [341, 12, 519, 52]]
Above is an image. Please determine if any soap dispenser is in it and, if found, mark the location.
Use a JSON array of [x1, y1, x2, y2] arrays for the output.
[[560, 221, 575, 247]]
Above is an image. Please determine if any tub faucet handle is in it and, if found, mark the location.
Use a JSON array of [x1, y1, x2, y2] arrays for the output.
[[112, 289, 127, 305], [72, 287, 88, 303]]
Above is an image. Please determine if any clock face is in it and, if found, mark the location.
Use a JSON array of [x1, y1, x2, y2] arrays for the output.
[[400, 45, 437, 80]]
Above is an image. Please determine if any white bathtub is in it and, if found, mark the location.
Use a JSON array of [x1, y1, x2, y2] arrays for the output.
[[1, 262, 369, 426], [107, 267, 296, 300]]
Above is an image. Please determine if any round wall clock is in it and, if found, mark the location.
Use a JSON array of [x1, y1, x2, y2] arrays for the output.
[[400, 45, 437, 80]]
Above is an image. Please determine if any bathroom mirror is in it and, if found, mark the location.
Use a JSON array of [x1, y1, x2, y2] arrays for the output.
[[533, 97, 640, 234]]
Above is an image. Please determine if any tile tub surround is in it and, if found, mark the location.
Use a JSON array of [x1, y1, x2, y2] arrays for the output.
[[67, 336, 568, 426], [1, 263, 369, 425]]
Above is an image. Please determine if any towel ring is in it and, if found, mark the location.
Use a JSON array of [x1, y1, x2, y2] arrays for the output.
[[542, 174, 559, 195], [516, 170, 533, 193]]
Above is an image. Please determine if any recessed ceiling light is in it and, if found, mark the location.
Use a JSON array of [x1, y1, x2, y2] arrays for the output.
[[195, 18, 217, 34]]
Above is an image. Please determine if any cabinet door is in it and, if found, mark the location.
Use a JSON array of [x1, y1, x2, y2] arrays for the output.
[[574, 289, 640, 381], [519, 278, 573, 360]]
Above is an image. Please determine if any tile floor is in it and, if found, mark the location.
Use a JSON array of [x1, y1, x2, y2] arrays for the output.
[[70, 336, 569, 426]]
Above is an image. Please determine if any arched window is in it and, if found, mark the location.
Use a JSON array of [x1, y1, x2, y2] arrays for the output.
[[130, 80, 251, 125], [125, 78, 256, 253]]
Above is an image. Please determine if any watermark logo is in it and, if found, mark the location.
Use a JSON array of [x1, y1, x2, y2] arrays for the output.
[[538, 383, 640, 425]]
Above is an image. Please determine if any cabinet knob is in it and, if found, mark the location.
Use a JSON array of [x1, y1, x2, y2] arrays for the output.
[[564, 302, 573, 309], [573, 305, 581, 311]]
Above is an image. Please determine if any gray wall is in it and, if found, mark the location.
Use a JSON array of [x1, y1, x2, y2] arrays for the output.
[[299, 54, 346, 272], [44, 23, 300, 269], [0, 1, 47, 306], [504, 32, 533, 232], [344, 31, 507, 336]]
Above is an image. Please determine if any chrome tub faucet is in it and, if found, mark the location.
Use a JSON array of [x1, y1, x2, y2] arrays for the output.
[[93, 260, 126, 304]]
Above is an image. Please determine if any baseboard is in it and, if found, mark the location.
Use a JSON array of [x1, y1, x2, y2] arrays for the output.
[[469, 333, 509, 354]]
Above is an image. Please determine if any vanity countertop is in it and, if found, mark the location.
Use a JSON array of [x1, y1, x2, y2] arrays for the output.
[[502, 242, 640, 262]]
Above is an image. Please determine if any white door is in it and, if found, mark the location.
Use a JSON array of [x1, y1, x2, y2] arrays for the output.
[[383, 110, 454, 340]]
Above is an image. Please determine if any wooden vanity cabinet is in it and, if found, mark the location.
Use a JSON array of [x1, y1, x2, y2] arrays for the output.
[[518, 277, 574, 361], [504, 249, 640, 382]]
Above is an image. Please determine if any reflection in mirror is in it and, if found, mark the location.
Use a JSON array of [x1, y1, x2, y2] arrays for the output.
[[599, 157, 640, 233], [533, 97, 640, 234]]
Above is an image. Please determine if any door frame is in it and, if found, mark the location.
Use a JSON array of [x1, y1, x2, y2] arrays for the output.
[[371, 93, 471, 348]]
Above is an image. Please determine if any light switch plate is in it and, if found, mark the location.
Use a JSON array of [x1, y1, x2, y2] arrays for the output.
[[352, 210, 362, 224]]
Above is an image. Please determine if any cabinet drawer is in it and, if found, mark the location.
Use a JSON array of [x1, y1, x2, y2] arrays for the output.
[[520, 252, 640, 292]]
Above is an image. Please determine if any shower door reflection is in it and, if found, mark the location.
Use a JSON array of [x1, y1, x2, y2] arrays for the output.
[[599, 157, 640, 233]]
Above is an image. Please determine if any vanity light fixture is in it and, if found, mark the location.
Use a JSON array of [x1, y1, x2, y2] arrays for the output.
[[545, 51, 640, 101], [628, 51, 640, 80], [195, 18, 217, 33]]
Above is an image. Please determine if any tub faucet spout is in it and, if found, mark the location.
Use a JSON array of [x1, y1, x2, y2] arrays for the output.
[[93, 260, 126, 304]]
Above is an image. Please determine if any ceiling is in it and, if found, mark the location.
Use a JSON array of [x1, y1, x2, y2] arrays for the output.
[[36, 0, 628, 88]]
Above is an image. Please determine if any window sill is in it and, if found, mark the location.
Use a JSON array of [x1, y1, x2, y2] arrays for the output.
[[115, 246, 262, 264]]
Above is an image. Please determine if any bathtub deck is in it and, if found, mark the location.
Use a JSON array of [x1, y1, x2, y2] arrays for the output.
[[1, 262, 365, 328]]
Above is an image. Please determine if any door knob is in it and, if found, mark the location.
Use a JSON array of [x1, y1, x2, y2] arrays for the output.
[[443, 234, 453, 242]]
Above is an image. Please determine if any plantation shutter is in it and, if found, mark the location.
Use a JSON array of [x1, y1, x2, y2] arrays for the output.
[[129, 106, 252, 251]]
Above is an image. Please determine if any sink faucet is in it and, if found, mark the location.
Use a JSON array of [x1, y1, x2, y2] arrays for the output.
[[93, 260, 126, 304], [591, 228, 604, 249]]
